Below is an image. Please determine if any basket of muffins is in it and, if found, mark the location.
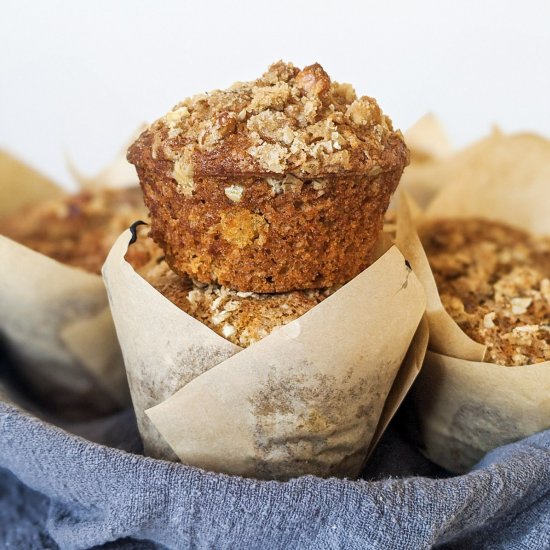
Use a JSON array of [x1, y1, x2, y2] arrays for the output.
[[101, 61, 428, 479], [2, 60, 547, 480], [397, 130, 550, 473]]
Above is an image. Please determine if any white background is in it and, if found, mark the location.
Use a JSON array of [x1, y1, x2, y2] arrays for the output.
[[1, 0, 549, 189]]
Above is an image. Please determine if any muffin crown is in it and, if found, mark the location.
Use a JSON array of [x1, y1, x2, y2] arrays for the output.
[[128, 61, 408, 184]]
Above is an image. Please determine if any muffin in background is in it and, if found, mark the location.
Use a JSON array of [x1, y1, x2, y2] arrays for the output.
[[420, 218, 550, 366], [128, 61, 409, 293], [0, 187, 148, 274]]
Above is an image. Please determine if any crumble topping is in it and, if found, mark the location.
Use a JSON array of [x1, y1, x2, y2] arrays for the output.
[[130, 61, 408, 187], [138, 251, 336, 347], [420, 218, 550, 366], [1, 188, 148, 274]]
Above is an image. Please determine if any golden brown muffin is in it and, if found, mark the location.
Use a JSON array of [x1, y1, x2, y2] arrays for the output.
[[134, 237, 336, 347], [0, 187, 148, 274], [128, 61, 409, 293], [420, 218, 550, 366]]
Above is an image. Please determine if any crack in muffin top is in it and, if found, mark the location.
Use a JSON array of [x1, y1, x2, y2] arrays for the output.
[[128, 61, 408, 182]]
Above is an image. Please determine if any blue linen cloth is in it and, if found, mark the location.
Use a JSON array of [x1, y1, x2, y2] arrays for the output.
[[1, 351, 549, 549]]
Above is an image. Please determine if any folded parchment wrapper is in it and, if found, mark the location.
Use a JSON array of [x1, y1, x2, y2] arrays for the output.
[[404, 114, 452, 165], [396, 132, 550, 473], [400, 114, 453, 208], [103, 229, 427, 480], [0, 150, 136, 418], [0, 150, 65, 217]]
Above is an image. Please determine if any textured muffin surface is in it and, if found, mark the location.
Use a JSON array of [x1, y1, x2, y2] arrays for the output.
[[128, 60, 407, 179], [128, 61, 408, 292], [0, 187, 147, 274], [421, 218, 550, 366], [135, 239, 335, 347]]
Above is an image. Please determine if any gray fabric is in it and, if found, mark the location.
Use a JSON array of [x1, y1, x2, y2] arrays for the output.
[[1, 345, 550, 550]]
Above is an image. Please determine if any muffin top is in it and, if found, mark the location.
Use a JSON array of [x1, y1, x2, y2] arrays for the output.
[[133, 237, 336, 347], [420, 218, 550, 366], [0, 187, 148, 274], [127, 61, 408, 190]]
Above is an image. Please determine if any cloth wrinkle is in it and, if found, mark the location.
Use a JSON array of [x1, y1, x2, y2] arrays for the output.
[[0, 393, 549, 549]]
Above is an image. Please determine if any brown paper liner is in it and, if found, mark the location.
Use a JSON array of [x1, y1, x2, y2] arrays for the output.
[[404, 113, 452, 164], [103, 229, 427, 479], [399, 114, 453, 208], [415, 350, 549, 472], [0, 149, 65, 216], [396, 131, 550, 473], [0, 149, 136, 418]]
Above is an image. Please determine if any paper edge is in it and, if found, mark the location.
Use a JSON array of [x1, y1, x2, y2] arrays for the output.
[[364, 314, 429, 460], [396, 191, 487, 362]]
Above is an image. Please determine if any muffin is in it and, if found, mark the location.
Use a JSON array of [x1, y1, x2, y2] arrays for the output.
[[135, 238, 336, 347], [0, 187, 148, 274], [420, 218, 550, 366], [127, 61, 409, 293]]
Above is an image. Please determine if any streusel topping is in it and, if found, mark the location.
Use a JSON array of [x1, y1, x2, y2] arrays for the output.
[[135, 242, 336, 347], [1, 188, 148, 274], [421, 218, 550, 366], [129, 61, 408, 180]]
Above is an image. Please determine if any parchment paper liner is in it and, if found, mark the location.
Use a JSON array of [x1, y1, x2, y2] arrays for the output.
[[0, 150, 65, 217], [395, 131, 550, 473], [399, 114, 453, 208], [404, 113, 452, 164], [0, 147, 138, 417], [103, 229, 427, 480]]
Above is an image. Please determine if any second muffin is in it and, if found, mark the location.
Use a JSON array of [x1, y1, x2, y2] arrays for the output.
[[0, 187, 148, 274], [420, 218, 550, 366]]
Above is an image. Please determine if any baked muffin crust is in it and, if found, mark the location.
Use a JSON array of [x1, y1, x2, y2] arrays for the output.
[[420, 218, 550, 366], [128, 61, 408, 292], [129, 61, 406, 179]]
